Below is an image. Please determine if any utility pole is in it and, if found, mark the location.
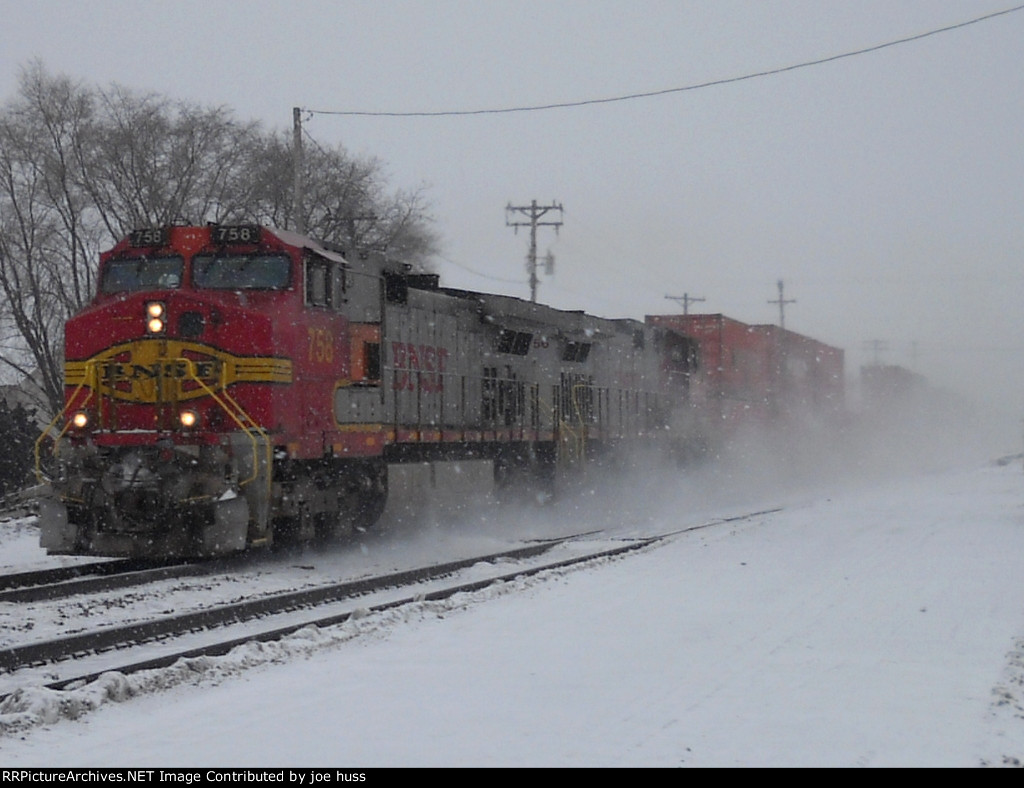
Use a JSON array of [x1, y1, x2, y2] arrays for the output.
[[292, 107, 305, 234], [864, 339, 889, 366], [506, 200, 563, 302], [768, 279, 795, 330], [664, 293, 705, 315]]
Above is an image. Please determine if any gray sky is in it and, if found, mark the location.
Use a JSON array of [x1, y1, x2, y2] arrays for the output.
[[2, 1, 1022, 422]]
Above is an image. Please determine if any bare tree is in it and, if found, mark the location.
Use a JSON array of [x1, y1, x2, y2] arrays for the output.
[[236, 131, 440, 268], [81, 86, 262, 235], [0, 63, 99, 412], [0, 62, 440, 419], [367, 184, 440, 266]]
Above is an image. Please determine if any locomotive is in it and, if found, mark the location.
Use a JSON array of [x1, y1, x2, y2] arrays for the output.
[[36, 224, 705, 558]]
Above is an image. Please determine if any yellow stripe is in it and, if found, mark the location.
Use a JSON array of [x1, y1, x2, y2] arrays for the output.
[[335, 423, 386, 433], [230, 359, 293, 384], [64, 339, 293, 403]]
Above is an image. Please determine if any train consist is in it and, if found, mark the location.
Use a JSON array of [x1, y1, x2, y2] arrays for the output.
[[647, 313, 844, 434], [36, 224, 843, 558]]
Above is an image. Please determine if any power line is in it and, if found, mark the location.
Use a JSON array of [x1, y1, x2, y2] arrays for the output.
[[305, 5, 1024, 118], [436, 254, 526, 285], [300, 126, 331, 156]]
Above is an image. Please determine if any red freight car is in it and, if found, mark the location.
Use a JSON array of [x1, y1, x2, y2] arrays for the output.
[[750, 325, 845, 418], [646, 314, 774, 428], [646, 313, 845, 452]]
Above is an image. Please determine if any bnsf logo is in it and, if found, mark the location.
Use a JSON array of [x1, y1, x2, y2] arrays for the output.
[[101, 360, 219, 382], [391, 341, 449, 393], [66, 339, 292, 403]]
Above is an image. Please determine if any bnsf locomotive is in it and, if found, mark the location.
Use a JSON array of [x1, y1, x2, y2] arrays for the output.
[[36, 224, 704, 558]]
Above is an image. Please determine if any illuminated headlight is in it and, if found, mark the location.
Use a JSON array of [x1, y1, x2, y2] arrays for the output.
[[146, 302, 166, 334], [179, 409, 199, 429], [70, 411, 89, 430]]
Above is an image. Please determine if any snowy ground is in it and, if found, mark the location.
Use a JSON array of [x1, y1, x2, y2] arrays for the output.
[[1, 433, 1023, 766]]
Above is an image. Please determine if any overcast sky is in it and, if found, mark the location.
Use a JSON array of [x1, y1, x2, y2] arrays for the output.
[[2, 1, 1022, 422]]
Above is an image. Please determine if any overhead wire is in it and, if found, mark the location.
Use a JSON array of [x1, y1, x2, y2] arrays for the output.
[[296, 4, 1024, 328], [434, 253, 527, 285], [305, 4, 1024, 118]]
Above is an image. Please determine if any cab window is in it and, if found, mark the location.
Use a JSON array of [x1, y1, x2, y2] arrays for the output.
[[193, 254, 291, 290], [305, 254, 347, 309], [101, 256, 184, 293], [306, 257, 330, 307]]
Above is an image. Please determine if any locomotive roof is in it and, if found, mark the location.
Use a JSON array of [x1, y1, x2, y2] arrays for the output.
[[268, 226, 354, 267], [428, 283, 647, 339], [269, 226, 682, 343]]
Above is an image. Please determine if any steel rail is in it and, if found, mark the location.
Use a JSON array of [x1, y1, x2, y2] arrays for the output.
[[0, 506, 783, 699], [0, 558, 198, 594], [0, 540, 571, 674], [2, 535, 660, 701], [0, 558, 236, 604]]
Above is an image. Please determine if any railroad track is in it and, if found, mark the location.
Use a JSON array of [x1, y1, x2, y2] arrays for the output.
[[0, 559, 141, 592], [0, 506, 783, 704], [0, 534, 658, 701], [0, 558, 216, 603]]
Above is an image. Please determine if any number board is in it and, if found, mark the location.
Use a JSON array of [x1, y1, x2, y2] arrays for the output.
[[128, 227, 169, 247], [211, 225, 261, 245]]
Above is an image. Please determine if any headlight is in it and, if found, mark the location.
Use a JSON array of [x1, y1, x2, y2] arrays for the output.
[[70, 411, 89, 430], [146, 302, 166, 334], [179, 409, 199, 429]]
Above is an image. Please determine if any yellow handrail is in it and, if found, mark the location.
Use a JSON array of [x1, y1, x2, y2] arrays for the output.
[[34, 362, 98, 483], [36, 355, 271, 493], [556, 382, 590, 468], [178, 357, 271, 491]]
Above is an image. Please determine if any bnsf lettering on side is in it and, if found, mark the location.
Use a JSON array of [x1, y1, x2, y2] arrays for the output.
[[391, 342, 449, 393]]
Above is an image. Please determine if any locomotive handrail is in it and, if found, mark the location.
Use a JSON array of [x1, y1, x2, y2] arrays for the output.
[[33, 364, 99, 484], [34, 357, 271, 495], [176, 357, 271, 492], [570, 381, 590, 454], [556, 382, 590, 468]]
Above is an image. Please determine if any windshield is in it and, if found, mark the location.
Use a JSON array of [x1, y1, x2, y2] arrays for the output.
[[192, 253, 291, 290], [101, 256, 184, 293]]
